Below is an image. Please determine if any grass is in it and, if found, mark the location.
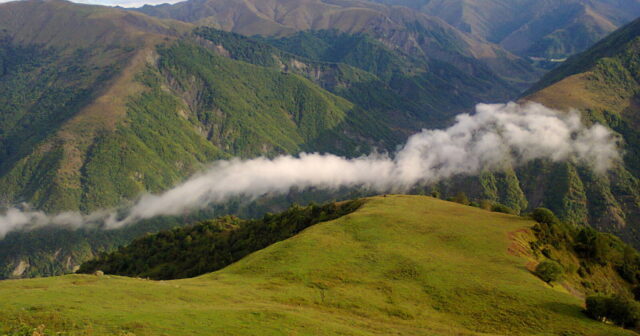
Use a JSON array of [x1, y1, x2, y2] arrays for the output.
[[0, 195, 633, 335]]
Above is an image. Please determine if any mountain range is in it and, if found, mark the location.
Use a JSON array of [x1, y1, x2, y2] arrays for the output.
[[372, 0, 640, 59], [2, 0, 640, 334], [0, 0, 638, 285]]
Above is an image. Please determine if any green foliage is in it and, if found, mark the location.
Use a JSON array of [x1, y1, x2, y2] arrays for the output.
[[491, 203, 514, 214], [535, 260, 564, 283], [531, 208, 559, 225], [531, 207, 640, 288], [78, 200, 363, 279], [157, 41, 363, 156], [452, 192, 469, 205], [586, 294, 640, 330], [0, 41, 120, 211], [80, 85, 224, 211]]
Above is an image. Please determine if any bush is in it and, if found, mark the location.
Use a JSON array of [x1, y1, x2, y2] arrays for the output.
[[586, 295, 610, 321], [491, 203, 514, 214], [452, 192, 469, 205], [531, 208, 558, 225], [586, 294, 640, 329], [535, 260, 564, 283], [479, 199, 493, 210]]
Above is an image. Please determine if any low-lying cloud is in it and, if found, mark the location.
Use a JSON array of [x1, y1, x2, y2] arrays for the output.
[[0, 102, 621, 237]]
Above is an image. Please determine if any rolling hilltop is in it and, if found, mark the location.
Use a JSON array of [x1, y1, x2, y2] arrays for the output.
[[0, 195, 637, 335]]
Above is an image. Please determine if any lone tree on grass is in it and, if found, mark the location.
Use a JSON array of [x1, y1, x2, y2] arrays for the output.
[[535, 260, 563, 283]]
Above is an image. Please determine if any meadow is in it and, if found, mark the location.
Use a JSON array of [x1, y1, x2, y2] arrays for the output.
[[0, 195, 633, 335]]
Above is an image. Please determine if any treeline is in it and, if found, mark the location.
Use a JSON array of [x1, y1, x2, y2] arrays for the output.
[[78, 200, 363, 279]]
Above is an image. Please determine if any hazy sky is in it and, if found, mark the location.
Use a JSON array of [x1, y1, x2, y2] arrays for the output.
[[0, 0, 184, 8]]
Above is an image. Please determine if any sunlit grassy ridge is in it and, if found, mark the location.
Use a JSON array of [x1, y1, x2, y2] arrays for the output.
[[0, 195, 632, 335]]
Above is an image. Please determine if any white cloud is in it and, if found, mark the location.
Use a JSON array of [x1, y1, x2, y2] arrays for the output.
[[0, 102, 621, 236]]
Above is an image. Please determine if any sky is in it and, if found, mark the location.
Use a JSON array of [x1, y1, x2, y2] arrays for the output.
[[0, 0, 184, 8]]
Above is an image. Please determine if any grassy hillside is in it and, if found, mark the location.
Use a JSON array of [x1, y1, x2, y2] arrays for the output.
[[77, 200, 364, 279], [0, 195, 634, 335]]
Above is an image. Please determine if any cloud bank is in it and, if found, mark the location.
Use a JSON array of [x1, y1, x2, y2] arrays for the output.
[[0, 102, 620, 237]]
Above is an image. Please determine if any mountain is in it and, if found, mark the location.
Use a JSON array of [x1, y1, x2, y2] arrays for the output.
[[0, 0, 541, 214], [0, 196, 637, 335], [0, 0, 374, 214], [78, 199, 365, 279], [370, 0, 640, 59], [135, 0, 542, 89], [419, 18, 640, 247], [0, 0, 202, 213], [521, 17, 640, 241], [0, 0, 541, 279]]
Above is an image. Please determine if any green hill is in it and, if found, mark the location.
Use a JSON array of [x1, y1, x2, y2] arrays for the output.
[[0, 195, 635, 335]]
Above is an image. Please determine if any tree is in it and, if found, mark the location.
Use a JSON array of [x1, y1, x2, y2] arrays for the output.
[[452, 192, 469, 205], [491, 203, 513, 214], [586, 295, 610, 321], [607, 295, 640, 329], [535, 260, 563, 283], [531, 208, 558, 225], [586, 294, 640, 329]]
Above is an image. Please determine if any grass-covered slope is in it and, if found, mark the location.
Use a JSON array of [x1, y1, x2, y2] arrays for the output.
[[77, 200, 364, 279], [0, 195, 634, 335]]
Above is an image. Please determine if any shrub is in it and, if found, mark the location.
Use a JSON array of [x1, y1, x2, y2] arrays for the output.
[[586, 295, 610, 321], [479, 199, 493, 210], [491, 203, 513, 214], [535, 260, 564, 283], [452, 192, 469, 205], [586, 294, 640, 329], [531, 208, 558, 225]]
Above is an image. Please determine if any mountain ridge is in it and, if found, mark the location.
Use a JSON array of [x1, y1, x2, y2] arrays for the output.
[[370, 0, 640, 59]]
